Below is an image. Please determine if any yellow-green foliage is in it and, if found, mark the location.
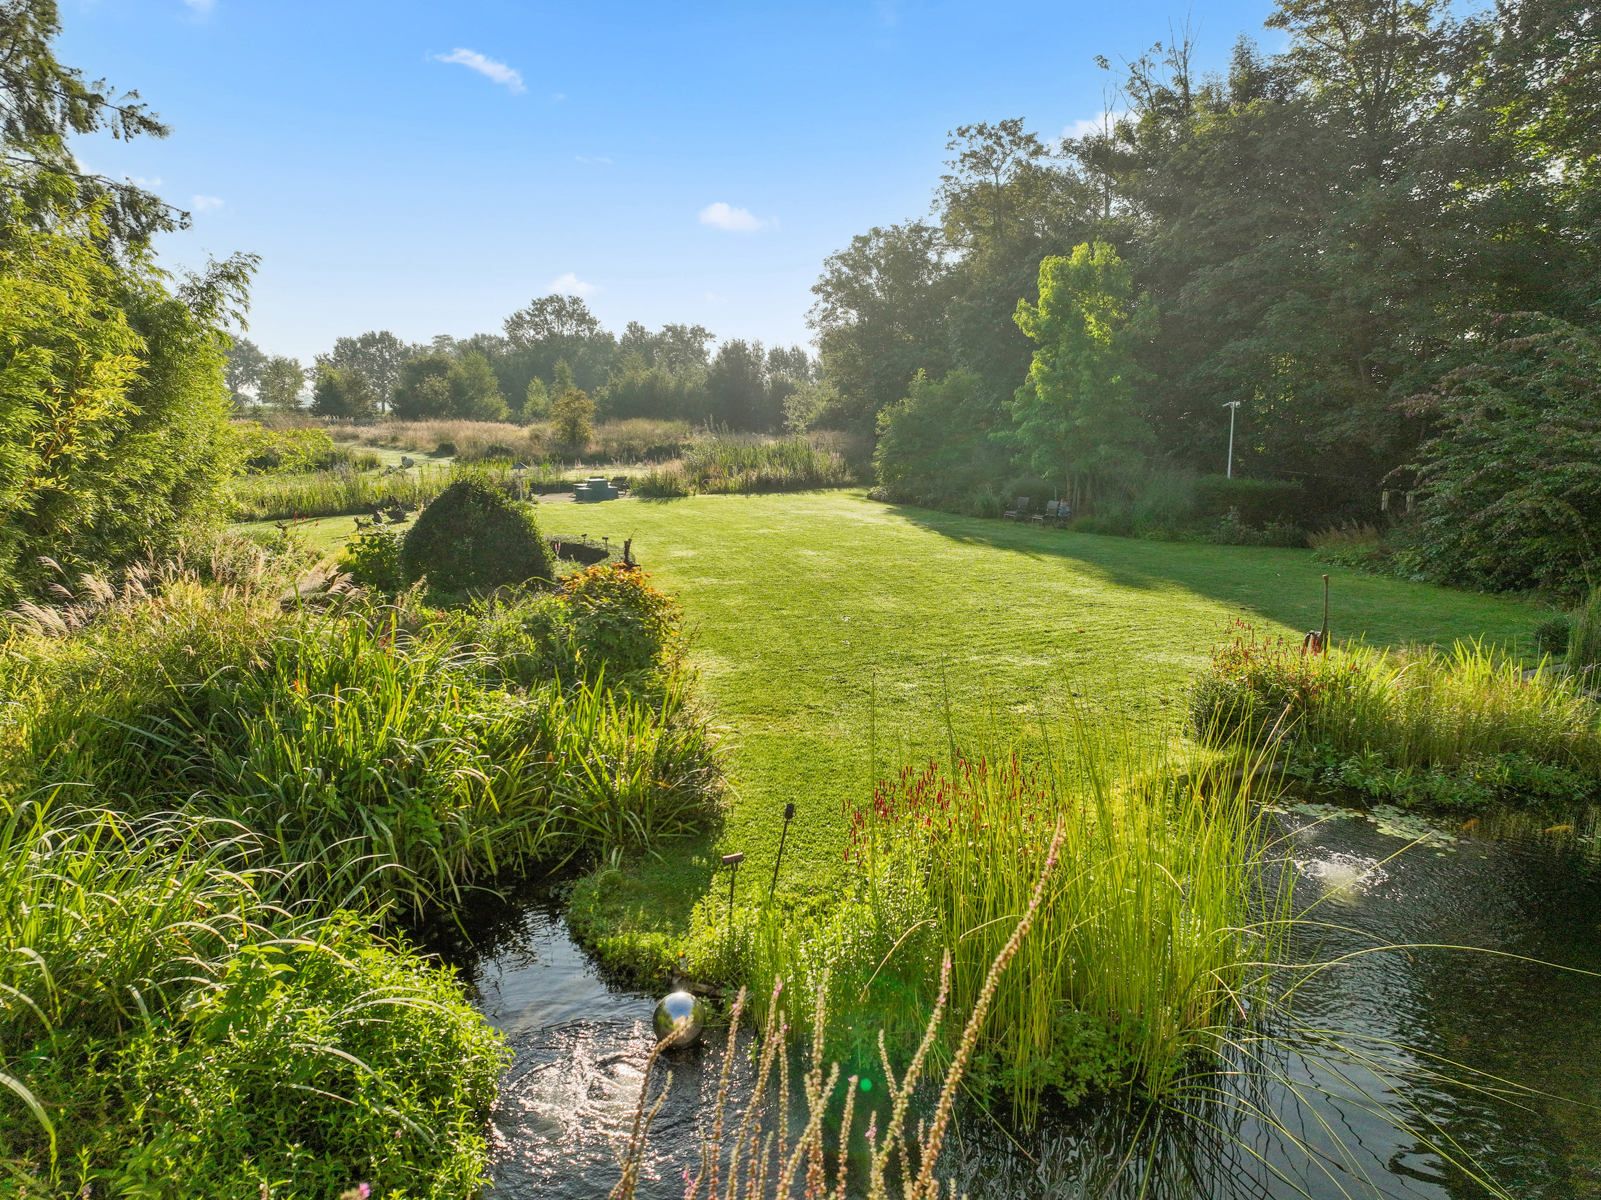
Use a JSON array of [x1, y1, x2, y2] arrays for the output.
[[0, 186, 242, 606], [0, 196, 142, 601], [0, 802, 507, 1197], [1193, 625, 1601, 808]]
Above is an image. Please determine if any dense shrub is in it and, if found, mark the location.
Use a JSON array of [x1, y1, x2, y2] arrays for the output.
[[552, 385, 597, 452], [1534, 613, 1573, 659], [1208, 511, 1307, 548], [1191, 623, 1601, 810], [1192, 475, 1308, 526], [0, 804, 507, 1196], [400, 477, 554, 593], [560, 564, 680, 677], [873, 369, 1011, 511], [343, 522, 403, 590], [1406, 315, 1601, 599], [451, 566, 681, 691]]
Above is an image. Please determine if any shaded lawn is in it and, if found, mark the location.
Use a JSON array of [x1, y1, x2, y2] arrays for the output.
[[568, 490, 1541, 935]]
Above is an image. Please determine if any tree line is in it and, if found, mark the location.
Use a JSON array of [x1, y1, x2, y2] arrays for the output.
[[806, 0, 1600, 595], [228, 298, 819, 433]]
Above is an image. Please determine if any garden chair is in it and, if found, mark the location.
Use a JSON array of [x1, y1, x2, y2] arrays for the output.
[[1045, 499, 1072, 526], [1004, 496, 1031, 521]]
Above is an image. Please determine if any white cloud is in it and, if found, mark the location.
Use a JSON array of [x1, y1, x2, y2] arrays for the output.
[[576, 154, 613, 166], [433, 48, 525, 94], [1062, 111, 1122, 141], [190, 194, 224, 212], [698, 202, 774, 233], [128, 175, 163, 189], [548, 272, 596, 297]]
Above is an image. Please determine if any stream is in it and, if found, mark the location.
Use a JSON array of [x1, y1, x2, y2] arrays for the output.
[[451, 806, 1601, 1199]]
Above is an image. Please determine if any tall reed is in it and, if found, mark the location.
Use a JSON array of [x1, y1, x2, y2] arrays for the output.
[[634, 435, 852, 498], [227, 461, 550, 521], [1192, 624, 1601, 806], [721, 727, 1285, 1126], [612, 822, 1067, 1200], [1571, 587, 1601, 678]]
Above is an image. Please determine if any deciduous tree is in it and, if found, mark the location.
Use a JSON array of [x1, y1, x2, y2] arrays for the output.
[[1011, 243, 1151, 509]]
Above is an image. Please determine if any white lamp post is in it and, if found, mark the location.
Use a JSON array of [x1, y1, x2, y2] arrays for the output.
[[1222, 401, 1241, 478]]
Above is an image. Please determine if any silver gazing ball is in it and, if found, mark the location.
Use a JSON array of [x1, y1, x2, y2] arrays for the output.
[[652, 990, 707, 1049]]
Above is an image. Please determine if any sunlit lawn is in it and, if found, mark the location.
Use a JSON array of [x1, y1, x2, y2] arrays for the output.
[[561, 489, 1540, 932]]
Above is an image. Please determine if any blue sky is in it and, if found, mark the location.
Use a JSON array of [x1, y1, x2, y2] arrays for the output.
[[63, 0, 1279, 364]]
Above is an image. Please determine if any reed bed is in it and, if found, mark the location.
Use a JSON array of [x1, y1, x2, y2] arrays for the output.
[[613, 822, 1066, 1200], [1192, 623, 1601, 808], [634, 435, 853, 498], [704, 728, 1285, 1127], [227, 461, 551, 522], [1571, 588, 1601, 676], [353, 417, 693, 464]]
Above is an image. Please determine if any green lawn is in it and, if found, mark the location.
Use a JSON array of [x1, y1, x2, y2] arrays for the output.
[[234, 514, 376, 557], [564, 489, 1541, 937]]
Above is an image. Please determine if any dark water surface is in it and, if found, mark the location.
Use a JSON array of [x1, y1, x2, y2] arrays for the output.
[[455, 809, 1601, 1199]]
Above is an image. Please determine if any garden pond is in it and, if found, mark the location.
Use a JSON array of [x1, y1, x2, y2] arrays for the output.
[[449, 804, 1601, 1199]]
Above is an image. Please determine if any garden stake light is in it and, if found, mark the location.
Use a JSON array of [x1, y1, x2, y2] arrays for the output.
[[768, 802, 796, 902]]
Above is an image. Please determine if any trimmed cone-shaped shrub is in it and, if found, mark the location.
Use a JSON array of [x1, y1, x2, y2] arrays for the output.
[[400, 477, 553, 594]]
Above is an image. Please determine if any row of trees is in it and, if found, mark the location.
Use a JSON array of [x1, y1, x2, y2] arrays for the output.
[[228, 297, 819, 432], [811, 0, 1600, 592], [0, 1, 254, 604]]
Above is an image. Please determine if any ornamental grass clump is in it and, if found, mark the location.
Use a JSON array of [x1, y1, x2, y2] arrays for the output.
[[1570, 588, 1601, 682], [1192, 621, 1601, 809], [3, 564, 717, 918], [710, 729, 1282, 1127], [0, 801, 507, 1197], [843, 741, 1278, 1122]]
